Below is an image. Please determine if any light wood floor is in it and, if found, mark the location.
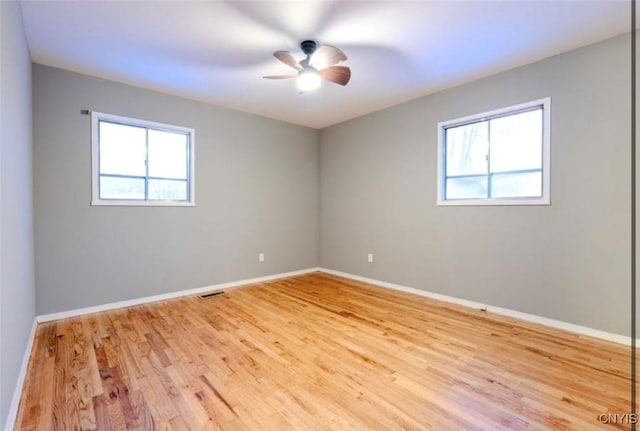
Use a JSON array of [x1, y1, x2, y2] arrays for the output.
[[15, 272, 632, 430]]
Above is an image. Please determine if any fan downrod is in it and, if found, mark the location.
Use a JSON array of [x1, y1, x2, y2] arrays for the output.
[[300, 40, 317, 56]]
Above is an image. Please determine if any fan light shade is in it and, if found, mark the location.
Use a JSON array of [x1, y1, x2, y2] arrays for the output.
[[297, 68, 321, 92]]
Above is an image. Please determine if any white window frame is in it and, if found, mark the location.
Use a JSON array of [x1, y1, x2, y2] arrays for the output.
[[436, 97, 551, 206], [91, 111, 195, 206]]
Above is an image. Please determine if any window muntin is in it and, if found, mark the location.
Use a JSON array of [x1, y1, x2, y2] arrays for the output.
[[437, 98, 550, 206], [91, 112, 195, 206]]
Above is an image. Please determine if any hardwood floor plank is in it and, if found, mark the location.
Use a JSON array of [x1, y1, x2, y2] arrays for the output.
[[136, 377, 170, 431], [138, 357, 180, 421], [92, 395, 113, 431], [127, 388, 156, 431], [14, 272, 632, 430], [52, 331, 68, 430]]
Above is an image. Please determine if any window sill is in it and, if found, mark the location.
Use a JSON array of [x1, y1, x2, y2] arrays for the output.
[[91, 199, 196, 207], [437, 197, 550, 207]]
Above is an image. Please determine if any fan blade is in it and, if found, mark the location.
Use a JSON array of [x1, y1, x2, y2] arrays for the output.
[[274, 51, 302, 71], [263, 75, 297, 79], [320, 66, 351, 86], [309, 45, 348, 71]]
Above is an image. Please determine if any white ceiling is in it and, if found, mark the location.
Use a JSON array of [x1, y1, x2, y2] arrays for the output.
[[20, 0, 630, 129]]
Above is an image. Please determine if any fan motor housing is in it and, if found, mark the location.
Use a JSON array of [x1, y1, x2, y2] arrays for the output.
[[300, 40, 317, 56]]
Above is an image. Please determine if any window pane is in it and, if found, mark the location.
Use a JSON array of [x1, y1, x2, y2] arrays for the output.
[[445, 121, 488, 176], [148, 130, 188, 179], [99, 121, 146, 176], [100, 176, 145, 199], [490, 109, 542, 173], [491, 171, 542, 198], [148, 179, 187, 201], [445, 176, 487, 200]]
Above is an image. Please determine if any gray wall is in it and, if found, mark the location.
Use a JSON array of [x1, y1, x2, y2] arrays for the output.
[[33, 64, 319, 314], [0, 1, 36, 427], [320, 34, 631, 335], [30, 29, 634, 336]]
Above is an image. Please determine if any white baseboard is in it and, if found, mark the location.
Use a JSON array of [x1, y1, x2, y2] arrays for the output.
[[37, 267, 321, 323], [4, 318, 38, 431], [318, 268, 633, 346], [36, 266, 632, 345]]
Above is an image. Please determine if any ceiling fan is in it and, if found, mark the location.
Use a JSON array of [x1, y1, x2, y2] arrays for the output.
[[263, 40, 351, 92]]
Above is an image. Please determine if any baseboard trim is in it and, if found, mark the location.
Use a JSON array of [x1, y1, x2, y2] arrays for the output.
[[318, 268, 632, 346], [37, 267, 321, 323], [4, 318, 38, 431], [34, 265, 632, 346]]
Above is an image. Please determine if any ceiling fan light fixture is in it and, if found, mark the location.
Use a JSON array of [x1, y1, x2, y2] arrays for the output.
[[265, 40, 349, 92], [296, 68, 321, 92]]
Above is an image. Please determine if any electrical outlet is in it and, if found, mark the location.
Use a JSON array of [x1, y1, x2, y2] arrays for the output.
[[367, 253, 374, 263], [259, 253, 265, 262]]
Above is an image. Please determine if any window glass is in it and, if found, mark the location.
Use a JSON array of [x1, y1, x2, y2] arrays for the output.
[[148, 179, 188, 201], [99, 122, 146, 177], [445, 122, 488, 176], [99, 176, 145, 200], [490, 110, 542, 173], [445, 176, 488, 200], [148, 129, 188, 179], [491, 172, 541, 198]]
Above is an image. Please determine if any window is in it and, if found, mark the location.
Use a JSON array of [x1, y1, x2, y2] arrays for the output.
[[91, 112, 195, 206], [437, 98, 550, 206]]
